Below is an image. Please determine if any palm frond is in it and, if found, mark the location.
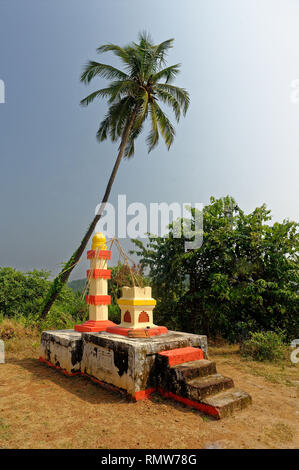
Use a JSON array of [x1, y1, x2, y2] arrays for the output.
[[155, 83, 190, 115], [124, 46, 144, 78], [106, 80, 138, 103], [124, 122, 144, 158], [153, 39, 174, 65], [153, 101, 175, 149], [80, 61, 128, 83], [82, 33, 189, 158], [80, 88, 115, 106], [146, 102, 159, 152], [116, 97, 135, 137], [96, 116, 110, 141], [133, 91, 149, 129], [152, 64, 181, 84], [108, 99, 132, 142], [96, 97, 135, 142], [138, 31, 154, 48], [96, 43, 136, 72], [155, 88, 181, 121]]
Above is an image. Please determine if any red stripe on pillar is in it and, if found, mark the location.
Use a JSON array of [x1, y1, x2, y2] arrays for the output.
[[86, 269, 111, 279], [87, 250, 111, 260], [86, 295, 111, 305]]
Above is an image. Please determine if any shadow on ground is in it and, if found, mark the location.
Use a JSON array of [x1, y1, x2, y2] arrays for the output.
[[7, 356, 215, 420]]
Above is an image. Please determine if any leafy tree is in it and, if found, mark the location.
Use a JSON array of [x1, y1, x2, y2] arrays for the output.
[[41, 32, 190, 317], [132, 196, 299, 341], [0, 267, 87, 328], [0, 268, 50, 319]]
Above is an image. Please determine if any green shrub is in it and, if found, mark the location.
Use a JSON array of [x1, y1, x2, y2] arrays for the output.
[[240, 330, 285, 362], [0, 267, 88, 330], [108, 304, 120, 323], [131, 196, 299, 341]]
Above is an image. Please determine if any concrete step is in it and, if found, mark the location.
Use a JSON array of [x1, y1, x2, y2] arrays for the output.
[[158, 346, 203, 367], [201, 388, 252, 419], [186, 373, 234, 400], [171, 359, 217, 381]]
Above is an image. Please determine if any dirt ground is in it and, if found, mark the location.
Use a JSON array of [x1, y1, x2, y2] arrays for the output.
[[0, 337, 298, 449]]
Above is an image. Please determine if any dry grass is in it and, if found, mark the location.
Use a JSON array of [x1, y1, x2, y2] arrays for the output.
[[0, 328, 298, 449], [0, 320, 39, 358], [209, 343, 299, 388]]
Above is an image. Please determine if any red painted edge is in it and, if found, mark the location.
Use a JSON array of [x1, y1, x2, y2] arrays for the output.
[[74, 320, 116, 332], [133, 388, 156, 401], [86, 269, 111, 279], [105, 325, 168, 337], [86, 294, 111, 306], [81, 373, 127, 395], [39, 358, 220, 417], [39, 357, 81, 376], [87, 250, 111, 260], [158, 346, 203, 366], [158, 388, 220, 418], [39, 357, 125, 394]]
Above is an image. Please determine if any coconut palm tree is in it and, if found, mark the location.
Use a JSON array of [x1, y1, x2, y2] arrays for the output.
[[41, 32, 190, 317]]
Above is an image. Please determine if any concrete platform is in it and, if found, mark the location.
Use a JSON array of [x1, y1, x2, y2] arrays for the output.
[[82, 330, 207, 398], [40, 329, 83, 374], [40, 329, 207, 398], [39, 329, 252, 418]]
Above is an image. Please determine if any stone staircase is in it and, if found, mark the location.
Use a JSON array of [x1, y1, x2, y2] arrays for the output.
[[156, 347, 252, 419]]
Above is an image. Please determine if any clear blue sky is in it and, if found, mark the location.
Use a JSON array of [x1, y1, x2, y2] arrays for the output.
[[0, 0, 298, 279]]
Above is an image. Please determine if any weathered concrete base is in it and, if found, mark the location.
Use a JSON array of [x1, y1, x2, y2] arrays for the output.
[[40, 330, 83, 374], [40, 329, 207, 397], [81, 330, 207, 397], [39, 329, 252, 418]]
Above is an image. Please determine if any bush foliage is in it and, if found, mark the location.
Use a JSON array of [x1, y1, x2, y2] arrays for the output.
[[132, 196, 299, 341], [0, 267, 88, 330], [240, 330, 285, 362], [0, 263, 147, 330], [0, 196, 298, 343]]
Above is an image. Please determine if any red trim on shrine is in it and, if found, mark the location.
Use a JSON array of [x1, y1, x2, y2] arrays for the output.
[[105, 325, 168, 337], [123, 310, 131, 322], [74, 319, 116, 332], [86, 294, 111, 305], [158, 346, 203, 366], [87, 250, 111, 260], [86, 269, 111, 279], [138, 311, 149, 322]]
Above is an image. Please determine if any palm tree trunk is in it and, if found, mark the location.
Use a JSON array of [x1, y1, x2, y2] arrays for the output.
[[40, 108, 138, 318]]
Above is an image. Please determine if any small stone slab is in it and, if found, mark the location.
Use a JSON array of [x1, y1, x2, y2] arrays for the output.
[[187, 374, 234, 400], [202, 388, 252, 418], [172, 359, 217, 380], [158, 346, 204, 366]]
